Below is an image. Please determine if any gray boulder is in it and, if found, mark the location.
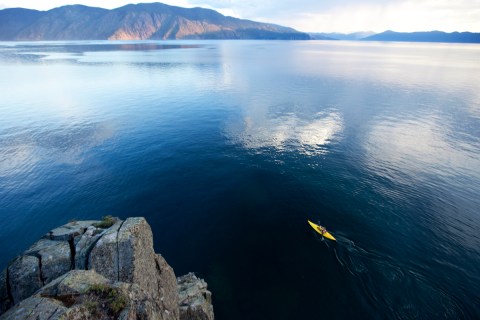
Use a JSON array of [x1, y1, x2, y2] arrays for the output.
[[178, 273, 214, 320], [25, 239, 71, 285], [7, 255, 42, 305]]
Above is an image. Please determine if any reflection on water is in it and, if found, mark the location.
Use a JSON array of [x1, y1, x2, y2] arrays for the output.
[[226, 107, 343, 155], [292, 41, 480, 102], [0, 42, 202, 63], [2, 43, 201, 53], [0, 123, 114, 179]]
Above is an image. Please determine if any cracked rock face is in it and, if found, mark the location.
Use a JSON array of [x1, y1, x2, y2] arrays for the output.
[[2, 220, 106, 308], [74, 225, 107, 270], [89, 219, 124, 280], [25, 239, 72, 285], [0, 270, 11, 313], [0, 217, 213, 320], [90, 218, 180, 320]]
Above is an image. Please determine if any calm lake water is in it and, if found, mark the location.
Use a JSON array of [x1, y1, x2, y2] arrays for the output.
[[0, 40, 479, 319]]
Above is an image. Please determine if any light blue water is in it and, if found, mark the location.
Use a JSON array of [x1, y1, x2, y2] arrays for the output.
[[0, 40, 479, 319]]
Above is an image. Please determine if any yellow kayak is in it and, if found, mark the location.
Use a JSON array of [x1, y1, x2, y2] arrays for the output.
[[308, 220, 336, 241]]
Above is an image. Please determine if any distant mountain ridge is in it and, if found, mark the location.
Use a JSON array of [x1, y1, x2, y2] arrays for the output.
[[2, 4, 479, 43], [310, 31, 375, 40], [363, 30, 480, 43], [309, 30, 480, 43], [307, 33, 335, 40], [0, 3, 310, 40]]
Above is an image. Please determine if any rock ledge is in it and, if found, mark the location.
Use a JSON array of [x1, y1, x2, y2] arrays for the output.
[[0, 217, 213, 320]]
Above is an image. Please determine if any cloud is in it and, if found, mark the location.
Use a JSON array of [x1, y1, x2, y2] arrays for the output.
[[190, 0, 396, 22], [255, 0, 480, 32], [192, 0, 395, 13], [191, 0, 480, 32]]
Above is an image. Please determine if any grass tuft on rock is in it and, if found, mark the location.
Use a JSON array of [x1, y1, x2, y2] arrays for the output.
[[45, 283, 128, 319], [94, 215, 116, 229], [84, 283, 128, 318]]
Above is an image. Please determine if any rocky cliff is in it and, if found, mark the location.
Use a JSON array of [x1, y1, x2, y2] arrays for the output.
[[0, 217, 214, 320], [0, 3, 310, 40]]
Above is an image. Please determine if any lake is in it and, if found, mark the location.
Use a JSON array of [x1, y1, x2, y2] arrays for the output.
[[0, 40, 479, 319]]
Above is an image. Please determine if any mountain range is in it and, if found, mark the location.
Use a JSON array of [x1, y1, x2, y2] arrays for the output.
[[362, 30, 480, 43], [310, 31, 480, 43], [0, 3, 479, 43], [310, 31, 376, 40], [0, 3, 310, 40]]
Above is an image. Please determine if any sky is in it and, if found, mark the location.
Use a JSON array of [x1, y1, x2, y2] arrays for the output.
[[0, 0, 479, 33]]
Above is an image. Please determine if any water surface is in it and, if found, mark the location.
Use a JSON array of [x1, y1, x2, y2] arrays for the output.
[[0, 40, 479, 319]]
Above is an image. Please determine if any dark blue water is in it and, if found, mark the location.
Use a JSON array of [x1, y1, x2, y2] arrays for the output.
[[1, 40, 479, 319]]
